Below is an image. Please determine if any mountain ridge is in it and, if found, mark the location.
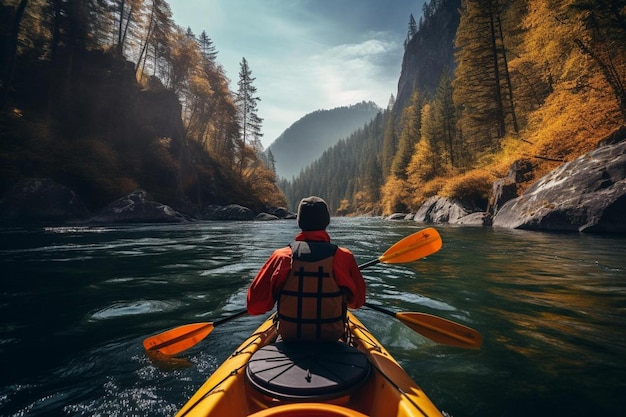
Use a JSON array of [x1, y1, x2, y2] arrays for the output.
[[267, 101, 381, 179]]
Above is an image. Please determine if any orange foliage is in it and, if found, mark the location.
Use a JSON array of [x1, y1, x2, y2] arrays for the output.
[[409, 177, 447, 210], [381, 175, 410, 214], [440, 169, 495, 205], [525, 72, 622, 162]]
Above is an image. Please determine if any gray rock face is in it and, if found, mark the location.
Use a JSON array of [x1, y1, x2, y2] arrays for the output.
[[255, 213, 279, 221], [203, 204, 255, 221], [91, 190, 188, 224], [456, 212, 492, 226], [0, 178, 90, 224], [492, 139, 626, 233], [414, 196, 473, 224], [490, 159, 534, 215], [386, 213, 409, 220]]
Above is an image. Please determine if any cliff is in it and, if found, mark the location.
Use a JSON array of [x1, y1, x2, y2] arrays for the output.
[[394, 0, 461, 114], [0, 48, 256, 216]]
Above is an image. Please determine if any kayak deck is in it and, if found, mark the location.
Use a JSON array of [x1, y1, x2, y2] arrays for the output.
[[176, 312, 443, 417]]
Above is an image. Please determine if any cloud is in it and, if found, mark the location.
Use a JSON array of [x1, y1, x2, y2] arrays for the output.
[[305, 35, 401, 107], [167, 0, 418, 147]]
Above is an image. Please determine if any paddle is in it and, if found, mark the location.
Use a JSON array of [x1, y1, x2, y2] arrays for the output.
[[143, 309, 247, 356], [364, 302, 483, 349], [143, 228, 451, 355], [359, 227, 442, 269]]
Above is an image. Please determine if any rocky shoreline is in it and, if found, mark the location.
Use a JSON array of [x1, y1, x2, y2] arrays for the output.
[[387, 129, 626, 234], [0, 183, 296, 226], [2, 130, 625, 234]]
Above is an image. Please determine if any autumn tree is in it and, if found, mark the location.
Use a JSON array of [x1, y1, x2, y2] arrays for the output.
[[380, 90, 423, 213], [570, 0, 626, 121], [516, 0, 625, 162], [166, 27, 200, 94], [406, 106, 447, 206], [135, 0, 173, 80]]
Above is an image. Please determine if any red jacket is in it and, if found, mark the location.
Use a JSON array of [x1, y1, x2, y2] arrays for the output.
[[247, 230, 366, 315]]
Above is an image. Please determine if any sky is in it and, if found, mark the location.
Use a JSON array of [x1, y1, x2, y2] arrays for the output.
[[167, 0, 426, 149]]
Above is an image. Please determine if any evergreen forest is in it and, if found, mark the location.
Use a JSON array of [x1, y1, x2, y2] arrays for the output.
[[268, 101, 381, 179], [282, 0, 626, 215], [2, 0, 625, 218]]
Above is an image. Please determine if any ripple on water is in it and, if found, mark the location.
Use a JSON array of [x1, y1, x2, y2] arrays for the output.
[[377, 291, 457, 312], [200, 261, 257, 276], [89, 300, 178, 321], [63, 379, 180, 416]]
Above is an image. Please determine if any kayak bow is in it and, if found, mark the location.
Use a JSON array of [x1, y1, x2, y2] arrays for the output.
[[176, 311, 443, 417]]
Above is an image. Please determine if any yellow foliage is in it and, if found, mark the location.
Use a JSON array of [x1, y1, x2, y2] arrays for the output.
[[526, 72, 621, 163], [189, 75, 214, 97], [381, 175, 410, 214], [336, 199, 351, 216], [378, 0, 626, 217], [408, 177, 447, 210], [440, 169, 495, 204], [406, 138, 448, 185]]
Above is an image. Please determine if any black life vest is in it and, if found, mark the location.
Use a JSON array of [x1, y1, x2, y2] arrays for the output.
[[277, 241, 346, 341]]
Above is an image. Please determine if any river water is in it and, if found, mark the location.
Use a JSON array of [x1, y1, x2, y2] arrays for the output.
[[1, 218, 625, 417]]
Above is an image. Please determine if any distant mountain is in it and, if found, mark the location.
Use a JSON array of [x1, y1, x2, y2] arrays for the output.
[[279, 0, 462, 212], [267, 101, 381, 179]]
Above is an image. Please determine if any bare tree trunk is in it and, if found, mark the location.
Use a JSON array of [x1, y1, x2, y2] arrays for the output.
[[495, 2, 519, 134], [117, 0, 126, 56], [488, 0, 506, 139]]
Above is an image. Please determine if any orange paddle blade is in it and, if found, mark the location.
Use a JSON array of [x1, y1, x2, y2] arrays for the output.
[[397, 312, 483, 349], [379, 228, 442, 264], [143, 322, 214, 356]]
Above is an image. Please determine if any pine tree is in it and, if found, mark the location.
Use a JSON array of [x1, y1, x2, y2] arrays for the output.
[[430, 69, 458, 167], [391, 90, 422, 180], [266, 149, 277, 173], [387, 94, 395, 111], [408, 14, 418, 41], [381, 110, 397, 178], [453, 0, 519, 159], [198, 30, 219, 64], [236, 57, 263, 172]]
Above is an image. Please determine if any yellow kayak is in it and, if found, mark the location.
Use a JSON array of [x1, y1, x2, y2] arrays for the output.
[[176, 311, 443, 417]]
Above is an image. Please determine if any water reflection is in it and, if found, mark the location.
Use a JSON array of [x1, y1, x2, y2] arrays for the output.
[[1, 219, 625, 417]]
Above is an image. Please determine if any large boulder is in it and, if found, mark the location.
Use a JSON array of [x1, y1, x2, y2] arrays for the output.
[[414, 196, 474, 224], [263, 206, 296, 219], [255, 212, 279, 221], [492, 138, 626, 233], [91, 190, 189, 224], [386, 213, 409, 221], [456, 212, 492, 226], [489, 159, 534, 214], [203, 204, 255, 221], [0, 178, 90, 224]]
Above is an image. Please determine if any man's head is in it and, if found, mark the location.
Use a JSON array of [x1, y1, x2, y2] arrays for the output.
[[297, 196, 330, 231]]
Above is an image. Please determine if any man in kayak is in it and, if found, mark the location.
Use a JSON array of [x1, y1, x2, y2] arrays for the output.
[[247, 196, 366, 342]]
